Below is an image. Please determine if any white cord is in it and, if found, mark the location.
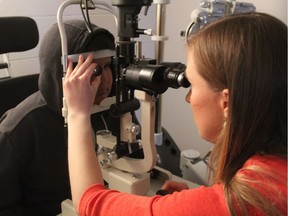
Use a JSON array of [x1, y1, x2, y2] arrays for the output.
[[101, 114, 108, 131]]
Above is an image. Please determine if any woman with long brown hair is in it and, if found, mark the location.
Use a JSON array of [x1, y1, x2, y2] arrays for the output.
[[181, 12, 287, 215]]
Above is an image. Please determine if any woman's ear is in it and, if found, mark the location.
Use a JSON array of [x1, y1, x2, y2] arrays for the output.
[[221, 89, 229, 119]]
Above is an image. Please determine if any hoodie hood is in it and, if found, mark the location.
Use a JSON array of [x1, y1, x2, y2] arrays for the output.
[[38, 20, 115, 114]]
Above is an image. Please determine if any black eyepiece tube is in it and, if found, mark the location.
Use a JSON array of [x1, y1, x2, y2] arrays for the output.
[[124, 64, 190, 95], [164, 67, 190, 89], [125, 64, 169, 94]]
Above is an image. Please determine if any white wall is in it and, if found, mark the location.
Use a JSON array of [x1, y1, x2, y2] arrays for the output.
[[0, 0, 287, 156]]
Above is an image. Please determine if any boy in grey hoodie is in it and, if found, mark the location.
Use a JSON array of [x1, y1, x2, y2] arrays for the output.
[[0, 20, 116, 216]]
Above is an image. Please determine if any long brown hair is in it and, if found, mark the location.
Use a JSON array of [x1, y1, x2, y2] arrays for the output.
[[188, 12, 287, 215]]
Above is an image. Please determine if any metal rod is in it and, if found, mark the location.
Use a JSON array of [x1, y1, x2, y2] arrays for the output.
[[155, 3, 166, 133]]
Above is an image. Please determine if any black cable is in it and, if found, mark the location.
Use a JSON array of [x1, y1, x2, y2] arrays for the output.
[[80, 0, 92, 33], [85, 0, 94, 32]]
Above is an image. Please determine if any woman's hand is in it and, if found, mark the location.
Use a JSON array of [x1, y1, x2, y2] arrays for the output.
[[63, 54, 105, 211], [161, 180, 189, 193], [63, 54, 100, 117]]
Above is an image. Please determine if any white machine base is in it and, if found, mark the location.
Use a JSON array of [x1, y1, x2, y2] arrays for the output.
[[59, 166, 199, 216], [102, 166, 150, 195]]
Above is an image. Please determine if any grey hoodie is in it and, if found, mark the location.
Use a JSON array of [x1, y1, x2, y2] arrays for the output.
[[0, 20, 115, 216], [39, 19, 115, 114]]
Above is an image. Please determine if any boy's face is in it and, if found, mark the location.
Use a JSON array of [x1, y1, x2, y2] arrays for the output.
[[93, 57, 113, 105]]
